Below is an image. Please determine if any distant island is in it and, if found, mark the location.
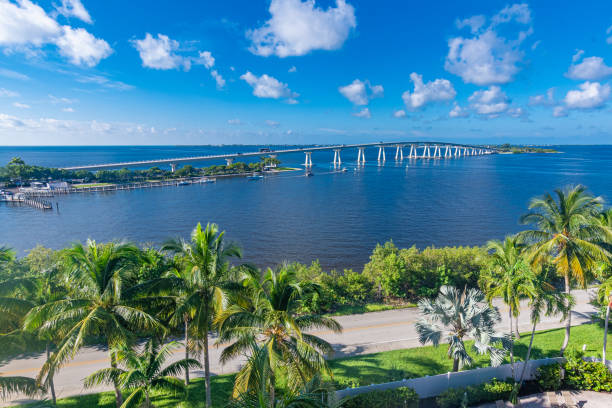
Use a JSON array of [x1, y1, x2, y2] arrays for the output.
[[496, 144, 561, 154]]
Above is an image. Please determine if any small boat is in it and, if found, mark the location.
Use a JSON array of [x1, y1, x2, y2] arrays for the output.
[[177, 181, 190, 186], [341, 167, 348, 172], [247, 174, 264, 180], [199, 178, 216, 183], [306, 171, 314, 177]]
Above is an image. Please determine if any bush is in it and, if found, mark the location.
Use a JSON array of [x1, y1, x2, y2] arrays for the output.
[[436, 379, 513, 408], [342, 387, 418, 408], [536, 363, 563, 391], [564, 357, 612, 392]]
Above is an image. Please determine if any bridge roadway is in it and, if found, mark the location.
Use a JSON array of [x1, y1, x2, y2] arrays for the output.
[[0, 289, 596, 406], [60, 141, 497, 171]]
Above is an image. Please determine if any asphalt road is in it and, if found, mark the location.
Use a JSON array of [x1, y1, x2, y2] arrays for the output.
[[1, 289, 599, 406]]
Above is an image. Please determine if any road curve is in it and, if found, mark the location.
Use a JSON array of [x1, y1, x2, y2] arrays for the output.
[[1, 289, 598, 406]]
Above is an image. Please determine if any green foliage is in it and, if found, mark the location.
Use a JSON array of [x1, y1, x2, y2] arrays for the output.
[[536, 363, 563, 391], [564, 357, 612, 392], [342, 387, 418, 408], [436, 379, 513, 408]]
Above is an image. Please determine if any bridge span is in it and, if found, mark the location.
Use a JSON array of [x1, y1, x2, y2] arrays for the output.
[[61, 141, 497, 172]]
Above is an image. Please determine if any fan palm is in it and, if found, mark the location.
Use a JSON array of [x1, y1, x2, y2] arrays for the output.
[[519, 185, 612, 355], [415, 285, 508, 372], [162, 222, 242, 408], [84, 339, 201, 408], [480, 236, 537, 377], [216, 265, 342, 405], [24, 240, 165, 408]]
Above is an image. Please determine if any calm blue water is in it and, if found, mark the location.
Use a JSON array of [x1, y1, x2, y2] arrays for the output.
[[1, 145, 611, 271]]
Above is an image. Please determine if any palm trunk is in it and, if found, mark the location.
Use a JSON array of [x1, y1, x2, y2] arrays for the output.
[[515, 315, 521, 339], [203, 322, 212, 408], [145, 389, 151, 407], [509, 308, 515, 378], [560, 275, 571, 356], [452, 356, 459, 372], [513, 320, 537, 402], [184, 316, 190, 386], [46, 343, 56, 405], [604, 303, 610, 362], [270, 371, 276, 408], [110, 350, 124, 408]]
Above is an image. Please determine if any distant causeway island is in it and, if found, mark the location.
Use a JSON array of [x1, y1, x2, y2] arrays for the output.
[[496, 144, 561, 154]]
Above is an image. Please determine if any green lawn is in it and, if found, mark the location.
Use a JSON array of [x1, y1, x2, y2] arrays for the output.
[[19, 323, 611, 408], [325, 302, 416, 317], [71, 183, 114, 189]]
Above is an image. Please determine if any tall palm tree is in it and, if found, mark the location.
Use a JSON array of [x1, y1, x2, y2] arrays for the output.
[[480, 236, 537, 377], [216, 265, 342, 405], [84, 339, 201, 408], [24, 240, 165, 408], [598, 276, 612, 362], [0, 376, 41, 401], [519, 185, 612, 355], [162, 222, 242, 408], [415, 285, 508, 372]]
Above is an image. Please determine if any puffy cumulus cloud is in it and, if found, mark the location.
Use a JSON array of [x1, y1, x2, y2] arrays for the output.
[[393, 109, 406, 118], [0, 0, 110, 66], [566, 56, 612, 81], [468, 86, 509, 116], [449, 102, 469, 118], [529, 88, 555, 106], [288, 66, 297, 73], [401, 72, 456, 109], [55, 0, 91, 24], [352, 107, 370, 118], [338, 79, 383, 105], [195, 51, 226, 89], [56, 26, 112, 67], [210, 70, 225, 89], [445, 3, 532, 86], [564, 81, 610, 109], [248, 0, 356, 57], [240, 71, 298, 103], [553, 106, 567, 117], [197, 51, 215, 69], [132, 33, 189, 70]]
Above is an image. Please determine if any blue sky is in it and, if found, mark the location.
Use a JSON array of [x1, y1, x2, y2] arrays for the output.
[[1, 0, 612, 145]]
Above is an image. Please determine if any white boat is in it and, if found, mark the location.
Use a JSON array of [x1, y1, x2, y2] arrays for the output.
[[198, 178, 216, 183]]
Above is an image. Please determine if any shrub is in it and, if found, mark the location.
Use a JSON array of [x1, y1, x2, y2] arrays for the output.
[[342, 387, 418, 408], [436, 379, 513, 408], [536, 363, 563, 391], [564, 357, 612, 392]]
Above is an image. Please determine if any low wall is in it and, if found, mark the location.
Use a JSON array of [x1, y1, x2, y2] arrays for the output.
[[336, 357, 565, 400]]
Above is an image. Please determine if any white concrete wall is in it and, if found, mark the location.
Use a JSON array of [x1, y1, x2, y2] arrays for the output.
[[335, 357, 565, 399]]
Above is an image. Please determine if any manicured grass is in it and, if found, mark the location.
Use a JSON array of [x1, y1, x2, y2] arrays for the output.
[[325, 302, 416, 316], [20, 323, 611, 408]]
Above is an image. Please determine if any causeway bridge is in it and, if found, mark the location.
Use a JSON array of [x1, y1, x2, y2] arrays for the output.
[[61, 142, 497, 172]]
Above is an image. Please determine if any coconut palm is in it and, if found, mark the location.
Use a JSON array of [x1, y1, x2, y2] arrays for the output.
[[0, 246, 14, 265], [415, 285, 508, 372], [519, 185, 612, 355], [84, 339, 201, 408], [598, 276, 612, 362], [480, 236, 537, 377], [162, 222, 242, 408], [24, 240, 165, 408], [0, 376, 41, 401], [216, 265, 342, 405]]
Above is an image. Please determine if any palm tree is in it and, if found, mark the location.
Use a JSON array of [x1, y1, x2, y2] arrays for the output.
[[0, 376, 41, 401], [162, 222, 242, 408], [84, 339, 201, 408], [0, 246, 14, 265], [480, 236, 537, 377], [598, 276, 612, 362], [24, 240, 165, 408], [415, 285, 508, 372], [216, 265, 342, 405], [519, 185, 612, 355]]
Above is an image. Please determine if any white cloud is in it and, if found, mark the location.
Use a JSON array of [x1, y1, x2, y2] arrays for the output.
[[572, 49, 584, 63], [56, 0, 92, 24], [0, 68, 29, 80], [0, 88, 19, 97], [265, 120, 280, 127], [210, 70, 225, 89], [248, 0, 356, 57], [529, 88, 555, 106], [0, 0, 110, 66], [449, 102, 469, 118], [393, 109, 406, 118], [553, 106, 567, 117], [455, 15, 486, 33], [338, 79, 383, 105], [566, 56, 612, 81], [607, 25, 612, 45], [240, 71, 298, 102], [132, 33, 189, 70], [49, 94, 76, 104], [530, 40, 540, 51], [468, 85, 509, 116], [288, 65, 297, 73], [227, 118, 242, 125], [445, 3, 532, 85], [62, 107, 74, 112], [564, 81, 610, 109], [75, 74, 133, 90], [352, 107, 370, 118], [401, 72, 456, 109], [13, 102, 30, 109], [56, 26, 112, 67], [198, 51, 215, 69]]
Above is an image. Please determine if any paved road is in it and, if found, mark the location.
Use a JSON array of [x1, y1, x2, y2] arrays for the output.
[[1, 289, 598, 405]]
